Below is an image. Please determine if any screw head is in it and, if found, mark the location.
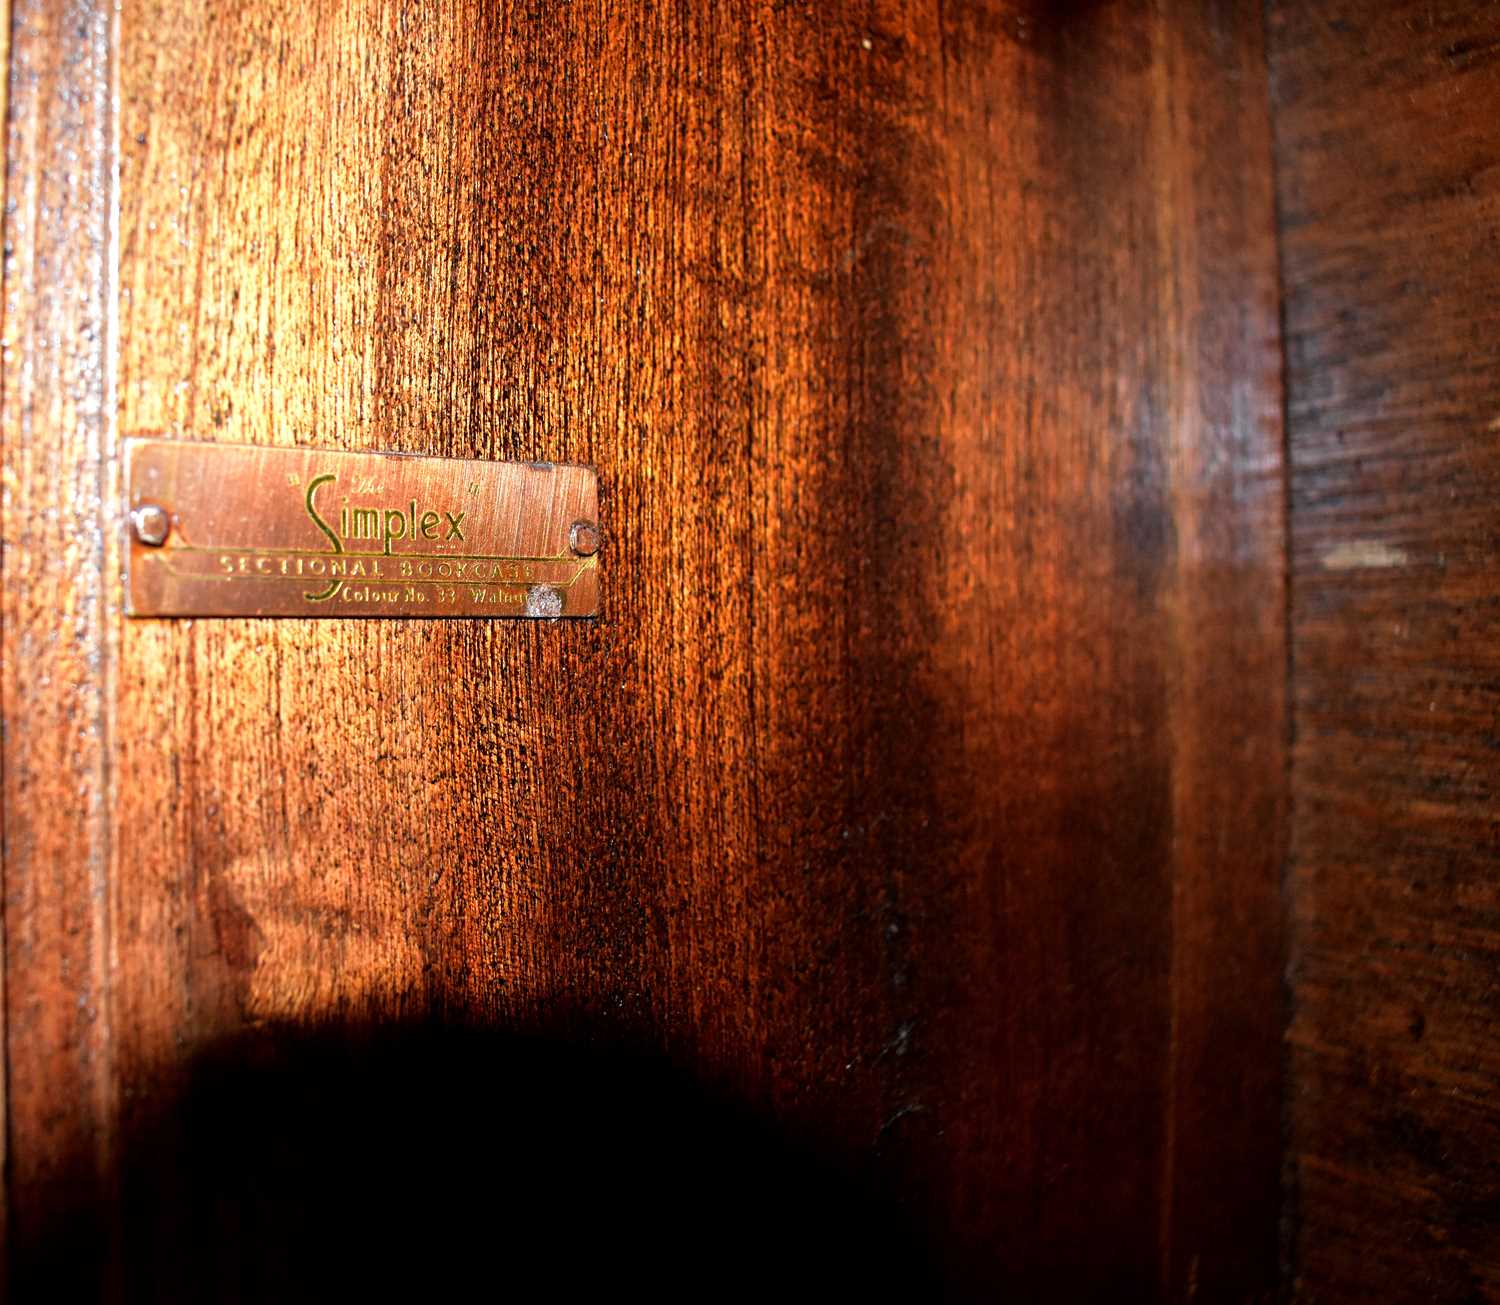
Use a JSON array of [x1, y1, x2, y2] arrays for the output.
[[569, 520, 602, 557], [130, 503, 170, 547]]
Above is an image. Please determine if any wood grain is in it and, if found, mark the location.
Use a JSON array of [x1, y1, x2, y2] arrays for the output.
[[1271, 2, 1500, 1300], [5, 1, 1286, 1298], [2, 0, 117, 1292]]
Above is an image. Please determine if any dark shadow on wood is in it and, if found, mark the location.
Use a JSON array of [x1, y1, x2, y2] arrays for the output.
[[13, 1021, 942, 1302]]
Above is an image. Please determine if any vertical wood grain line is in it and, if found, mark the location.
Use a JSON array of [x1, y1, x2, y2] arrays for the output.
[[1, 0, 117, 1294], [0, 0, 11, 1277], [1152, 1, 1288, 1298]]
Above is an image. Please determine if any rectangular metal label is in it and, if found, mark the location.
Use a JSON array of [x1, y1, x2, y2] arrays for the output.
[[124, 438, 599, 618]]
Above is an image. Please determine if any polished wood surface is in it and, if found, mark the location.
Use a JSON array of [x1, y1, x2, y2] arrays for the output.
[[2, 0, 116, 1283], [4, 2, 1286, 1298], [1272, 2, 1500, 1299]]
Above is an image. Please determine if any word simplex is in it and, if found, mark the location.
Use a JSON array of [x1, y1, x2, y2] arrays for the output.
[[306, 474, 466, 549]]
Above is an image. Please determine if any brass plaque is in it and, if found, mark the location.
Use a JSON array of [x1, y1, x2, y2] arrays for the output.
[[124, 438, 599, 619]]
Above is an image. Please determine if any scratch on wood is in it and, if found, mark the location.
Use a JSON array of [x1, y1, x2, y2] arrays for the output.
[[1321, 540, 1410, 570]]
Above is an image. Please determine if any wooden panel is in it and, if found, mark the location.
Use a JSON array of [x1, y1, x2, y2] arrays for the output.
[[1271, 2, 1500, 1300], [1, 0, 116, 1293], [4, 1, 1286, 1298]]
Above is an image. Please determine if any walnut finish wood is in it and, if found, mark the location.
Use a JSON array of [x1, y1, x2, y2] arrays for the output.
[[1271, 3, 1500, 1300], [2, 0, 116, 1288], [5, 2, 1286, 1298]]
